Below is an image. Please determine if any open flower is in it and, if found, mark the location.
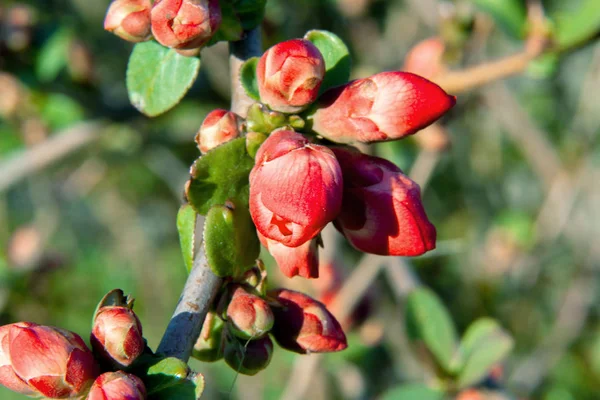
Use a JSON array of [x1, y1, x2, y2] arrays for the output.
[[258, 231, 319, 279], [310, 71, 455, 143], [332, 147, 436, 256], [249, 130, 343, 247]]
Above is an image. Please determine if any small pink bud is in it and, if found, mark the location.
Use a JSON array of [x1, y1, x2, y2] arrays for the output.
[[224, 335, 273, 376], [403, 37, 446, 80], [311, 71, 456, 144], [0, 322, 98, 398], [226, 286, 274, 340], [104, 0, 152, 43], [91, 306, 144, 368], [270, 289, 347, 354], [249, 130, 343, 248], [88, 371, 146, 400], [151, 0, 221, 49], [332, 147, 436, 256], [258, 231, 319, 279], [195, 109, 242, 153], [256, 39, 325, 113]]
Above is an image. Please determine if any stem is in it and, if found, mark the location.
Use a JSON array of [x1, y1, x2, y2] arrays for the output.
[[157, 27, 262, 362]]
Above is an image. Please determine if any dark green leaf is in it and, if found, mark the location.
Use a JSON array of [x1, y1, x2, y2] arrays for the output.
[[204, 200, 260, 278], [186, 137, 255, 215], [126, 41, 201, 117], [177, 204, 198, 273], [405, 288, 459, 373], [208, 0, 243, 44], [134, 356, 204, 400], [457, 318, 514, 388], [550, 0, 600, 50], [472, 0, 527, 39], [381, 383, 445, 400], [36, 28, 72, 82], [233, 0, 267, 30], [304, 30, 351, 94], [240, 57, 261, 101]]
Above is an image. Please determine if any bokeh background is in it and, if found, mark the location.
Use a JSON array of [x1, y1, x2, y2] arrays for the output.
[[1, 0, 599, 399]]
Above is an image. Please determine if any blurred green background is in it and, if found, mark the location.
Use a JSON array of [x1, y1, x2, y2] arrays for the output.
[[1, 0, 599, 399]]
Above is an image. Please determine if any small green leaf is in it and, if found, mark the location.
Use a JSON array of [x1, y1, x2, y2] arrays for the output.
[[240, 57, 261, 101], [457, 318, 514, 388], [36, 28, 72, 82], [127, 41, 201, 117], [405, 288, 459, 373], [204, 200, 260, 278], [233, 0, 267, 30], [381, 383, 445, 400], [177, 204, 198, 273], [472, 0, 527, 39], [187, 137, 255, 215], [93, 289, 133, 322], [550, 0, 600, 50], [134, 356, 204, 400], [304, 30, 351, 94]]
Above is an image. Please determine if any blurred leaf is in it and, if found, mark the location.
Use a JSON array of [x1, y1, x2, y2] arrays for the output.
[[36, 28, 72, 82], [234, 0, 267, 30], [38, 93, 85, 130], [204, 200, 260, 278], [457, 318, 514, 388], [471, 0, 527, 38], [527, 53, 560, 79], [494, 210, 535, 249], [381, 383, 445, 400], [127, 41, 201, 117], [304, 30, 351, 94], [187, 137, 255, 215], [177, 204, 197, 273], [209, 0, 243, 44], [240, 57, 261, 101], [405, 288, 459, 373], [550, 0, 600, 50]]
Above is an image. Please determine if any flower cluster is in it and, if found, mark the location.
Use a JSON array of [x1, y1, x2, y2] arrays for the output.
[[0, 291, 147, 399], [104, 0, 221, 51]]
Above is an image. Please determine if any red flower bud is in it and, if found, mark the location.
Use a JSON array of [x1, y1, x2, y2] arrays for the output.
[[104, 0, 152, 43], [256, 39, 325, 113], [270, 289, 347, 353], [403, 37, 446, 80], [249, 130, 343, 248], [88, 371, 146, 400], [258, 231, 319, 278], [311, 71, 456, 144], [91, 306, 144, 368], [195, 109, 242, 153], [0, 322, 98, 398], [332, 147, 436, 256], [226, 286, 274, 340], [224, 335, 273, 376], [151, 0, 221, 49]]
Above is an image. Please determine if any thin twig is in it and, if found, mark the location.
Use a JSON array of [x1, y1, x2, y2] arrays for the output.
[[0, 121, 104, 192]]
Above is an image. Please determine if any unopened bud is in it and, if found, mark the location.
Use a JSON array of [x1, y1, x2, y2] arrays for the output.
[[91, 306, 144, 368], [195, 109, 242, 153], [224, 335, 273, 376], [88, 371, 146, 400], [104, 0, 152, 43], [226, 286, 274, 340]]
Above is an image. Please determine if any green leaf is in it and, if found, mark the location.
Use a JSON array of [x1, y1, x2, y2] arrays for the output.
[[134, 356, 204, 400], [381, 383, 445, 400], [240, 57, 261, 101], [208, 0, 243, 44], [127, 41, 201, 117], [471, 0, 527, 39], [457, 318, 514, 388], [177, 204, 198, 273], [304, 30, 351, 94], [550, 0, 600, 50], [186, 137, 255, 215], [405, 288, 459, 373], [233, 0, 267, 30], [36, 28, 72, 82], [204, 200, 260, 278]]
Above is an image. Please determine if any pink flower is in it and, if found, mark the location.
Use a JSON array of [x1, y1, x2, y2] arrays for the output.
[[104, 0, 152, 43], [258, 231, 319, 279], [256, 39, 325, 113], [403, 37, 446, 80], [91, 306, 144, 368], [226, 286, 274, 340], [195, 109, 242, 153], [310, 71, 456, 143], [249, 130, 343, 247], [332, 147, 436, 256], [270, 289, 347, 353], [151, 0, 221, 49], [88, 371, 146, 400], [0, 322, 98, 398]]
